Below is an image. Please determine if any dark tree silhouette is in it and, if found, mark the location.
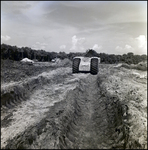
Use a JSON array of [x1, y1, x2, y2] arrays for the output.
[[85, 49, 99, 57], [1, 43, 147, 64]]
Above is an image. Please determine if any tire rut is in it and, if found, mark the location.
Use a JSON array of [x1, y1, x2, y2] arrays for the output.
[[2, 72, 129, 149], [58, 75, 112, 149], [1, 67, 75, 148], [58, 74, 129, 149]]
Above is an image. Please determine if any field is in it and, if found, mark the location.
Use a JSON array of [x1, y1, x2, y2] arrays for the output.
[[1, 59, 147, 149]]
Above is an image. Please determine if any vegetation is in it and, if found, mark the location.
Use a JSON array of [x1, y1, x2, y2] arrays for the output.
[[1, 43, 147, 64]]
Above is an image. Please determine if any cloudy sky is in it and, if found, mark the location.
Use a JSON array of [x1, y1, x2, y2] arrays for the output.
[[1, 1, 147, 55]]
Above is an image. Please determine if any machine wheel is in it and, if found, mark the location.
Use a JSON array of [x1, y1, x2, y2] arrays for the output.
[[90, 58, 98, 75], [72, 58, 80, 73]]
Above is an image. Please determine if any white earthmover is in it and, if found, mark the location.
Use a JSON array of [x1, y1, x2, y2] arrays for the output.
[[72, 57, 100, 75]]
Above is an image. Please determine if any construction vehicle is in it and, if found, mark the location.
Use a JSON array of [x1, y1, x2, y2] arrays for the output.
[[72, 56, 100, 75]]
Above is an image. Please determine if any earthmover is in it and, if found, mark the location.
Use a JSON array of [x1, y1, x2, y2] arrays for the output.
[[72, 56, 100, 75]]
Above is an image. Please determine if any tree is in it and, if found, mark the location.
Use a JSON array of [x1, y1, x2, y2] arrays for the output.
[[141, 54, 147, 61], [23, 49, 28, 58], [100, 53, 108, 63], [121, 54, 127, 62], [127, 52, 134, 58], [58, 52, 67, 59], [1, 44, 147, 64], [115, 55, 121, 63], [85, 49, 99, 57]]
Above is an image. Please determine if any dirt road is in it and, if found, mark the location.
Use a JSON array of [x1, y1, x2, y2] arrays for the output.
[[1, 64, 147, 149]]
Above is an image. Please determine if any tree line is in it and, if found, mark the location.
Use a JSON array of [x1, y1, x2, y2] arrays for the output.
[[1, 44, 147, 64]]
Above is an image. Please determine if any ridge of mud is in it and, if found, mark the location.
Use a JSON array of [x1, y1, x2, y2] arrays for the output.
[[1, 71, 78, 149], [1, 67, 71, 109], [57, 75, 130, 149], [1, 67, 72, 133], [3, 74, 131, 149], [97, 66, 147, 149]]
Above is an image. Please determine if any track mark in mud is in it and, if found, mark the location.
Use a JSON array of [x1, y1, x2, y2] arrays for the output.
[[1, 71, 85, 149], [3, 73, 127, 149], [1, 67, 72, 121], [57, 74, 130, 149], [1, 113, 13, 128], [1, 67, 72, 109], [57, 75, 110, 149], [2, 70, 143, 149]]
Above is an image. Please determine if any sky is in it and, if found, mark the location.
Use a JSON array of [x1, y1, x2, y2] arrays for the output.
[[1, 1, 147, 55]]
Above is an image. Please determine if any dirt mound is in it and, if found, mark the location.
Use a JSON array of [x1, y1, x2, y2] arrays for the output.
[[98, 65, 147, 149], [1, 67, 72, 109], [114, 61, 147, 71]]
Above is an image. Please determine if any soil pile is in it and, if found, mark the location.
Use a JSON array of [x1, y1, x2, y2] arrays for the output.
[[98, 64, 147, 149], [114, 61, 147, 71]]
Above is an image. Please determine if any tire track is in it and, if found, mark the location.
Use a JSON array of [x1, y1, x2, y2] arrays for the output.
[[58, 74, 110, 149], [2, 71, 129, 149], [1, 67, 71, 109], [57, 74, 129, 149], [1, 67, 75, 148]]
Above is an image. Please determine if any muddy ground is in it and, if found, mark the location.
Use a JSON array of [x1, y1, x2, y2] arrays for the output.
[[1, 59, 147, 149]]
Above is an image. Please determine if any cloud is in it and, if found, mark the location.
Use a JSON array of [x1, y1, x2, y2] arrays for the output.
[[115, 46, 122, 50], [31, 42, 48, 50], [60, 45, 66, 49], [70, 35, 77, 50], [92, 44, 102, 51], [116, 44, 134, 50], [134, 35, 147, 55], [135, 35, 147, 49], [1, 2, 147, 55], [125, 44, 132, 49], [1, 35, 11, 41], [70, 35, 85, 51], [116, 44, 134, 53]]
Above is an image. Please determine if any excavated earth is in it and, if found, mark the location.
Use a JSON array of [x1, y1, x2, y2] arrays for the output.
[[1, 59, 147, 149]]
